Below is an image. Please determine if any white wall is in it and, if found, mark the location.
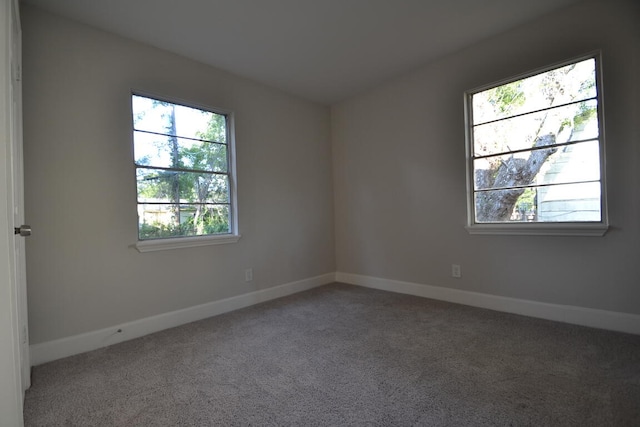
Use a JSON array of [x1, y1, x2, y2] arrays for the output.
[[22, 5, 335, 345], [332, 0, 640, 315]]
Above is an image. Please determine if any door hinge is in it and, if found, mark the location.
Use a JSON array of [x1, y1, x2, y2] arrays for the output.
[[12, 64, 21, 82]]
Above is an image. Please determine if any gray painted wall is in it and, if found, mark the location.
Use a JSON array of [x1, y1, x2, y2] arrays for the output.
[[22, 6, 335, 344], [332, 0, 640, 314]]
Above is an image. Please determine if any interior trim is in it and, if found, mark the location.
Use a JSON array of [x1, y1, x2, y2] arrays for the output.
[[337, 272, 640, 335], [31, 270, 639, 366], [29, 272, 335, 366]]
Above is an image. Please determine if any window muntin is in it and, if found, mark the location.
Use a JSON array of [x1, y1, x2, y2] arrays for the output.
[[132, 94, 236, 240], [465, 54, 607, 230]]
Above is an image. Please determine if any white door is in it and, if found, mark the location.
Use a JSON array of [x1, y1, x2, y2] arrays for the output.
[[0, 0, 28, 423], [10, 0, 30, 392]]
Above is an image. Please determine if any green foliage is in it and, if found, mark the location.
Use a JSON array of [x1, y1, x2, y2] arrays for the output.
[[514, 188, 536, 217], [139, 221, 188, 239], [573, 102, 597, 129], [139, 206, 230, 239], [487, 81, 525, 115], [557, 117, 573, 135], [198, 113, 227, 144]]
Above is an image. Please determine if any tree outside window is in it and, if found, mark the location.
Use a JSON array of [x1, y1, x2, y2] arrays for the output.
[[132, 94, 235, 240], [465, 54, 606, 231]]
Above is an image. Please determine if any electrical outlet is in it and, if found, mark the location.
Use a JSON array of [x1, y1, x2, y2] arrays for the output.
[[451, 264, 461, 278], [245, 268, 253, 282]]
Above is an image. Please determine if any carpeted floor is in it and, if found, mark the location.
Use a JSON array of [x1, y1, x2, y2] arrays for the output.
[[23, 283, 640, 426]]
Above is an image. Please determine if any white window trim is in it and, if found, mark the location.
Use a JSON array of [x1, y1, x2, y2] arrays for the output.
[[465, 223, 607, 237], [131, 90, 240, 252], [135, 233, 241, 252], [464, 52, 609, 237]]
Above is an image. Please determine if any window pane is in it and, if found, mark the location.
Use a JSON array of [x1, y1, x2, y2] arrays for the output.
[[472, 58, 596, 125], [137, 168, 229, 204], [467, 55, 605, 229], [474, 140, 600, 191], [193, 174, 229, 203], [132, 95, 227, 143], [137, 168, 169, 202], [138, 203, 231, 239], [473, 100, 598, 157], [475, 188, 536, 223], [132, 93, 235, 241], [134, 131, 228, 172], [475, 182, 601, 223], [537, 182, 601, 222]]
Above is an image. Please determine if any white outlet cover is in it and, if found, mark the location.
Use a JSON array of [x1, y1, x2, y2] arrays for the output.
[[452, 264, 461, 278]]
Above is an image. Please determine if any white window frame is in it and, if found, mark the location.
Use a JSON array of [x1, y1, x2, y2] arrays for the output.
[[131, 91, 240, 252], [464, 52, 608, 236]]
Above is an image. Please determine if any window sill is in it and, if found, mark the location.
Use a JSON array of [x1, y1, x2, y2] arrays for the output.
[[135, 234, 241, 252], [465, 223, 608, 237]]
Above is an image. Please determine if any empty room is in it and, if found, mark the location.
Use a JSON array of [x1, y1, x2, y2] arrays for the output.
[[1, 0, 639, 425]]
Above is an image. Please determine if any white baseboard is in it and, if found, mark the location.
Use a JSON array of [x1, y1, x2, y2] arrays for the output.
[[30, 271, 640, 366], [336, 272, 640, 335], [30, 272, 336, 366]]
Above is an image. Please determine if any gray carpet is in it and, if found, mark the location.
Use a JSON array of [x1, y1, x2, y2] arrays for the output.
[[23, 283, 640, 426]]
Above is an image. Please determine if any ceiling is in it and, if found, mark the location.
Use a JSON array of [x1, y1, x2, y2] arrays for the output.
[[22, 0, 582, 105]]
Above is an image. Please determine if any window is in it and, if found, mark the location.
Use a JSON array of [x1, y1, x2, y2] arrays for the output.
[[464, 53, 607, 236], [132, 93, 239, 251]]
